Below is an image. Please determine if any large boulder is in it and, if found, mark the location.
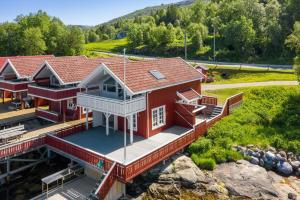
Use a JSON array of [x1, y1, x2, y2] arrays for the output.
[[290, 161, 300, 170], [277, 162, 293, 176], [213, 160, 279, 199]]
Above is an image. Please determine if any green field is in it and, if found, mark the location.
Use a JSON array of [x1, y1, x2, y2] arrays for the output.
[[206, 66, 296, 84], [84, 38, 129, 53], [190, 86, 300, 170]]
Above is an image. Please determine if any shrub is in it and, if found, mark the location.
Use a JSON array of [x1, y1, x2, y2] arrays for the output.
[[195, 158, 216, 170], [210, 148, 227, 164], [287, 141, 300, 155], [271, 135, 288, 150], [188, 138, 212, 154], [215, 137, 233, 149], [225, 149, 243, 161]]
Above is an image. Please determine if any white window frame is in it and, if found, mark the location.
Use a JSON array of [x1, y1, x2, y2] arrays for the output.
[[127, 114, 138, 131], [152, 105, 166, 130], [67, 99, 75, 110]]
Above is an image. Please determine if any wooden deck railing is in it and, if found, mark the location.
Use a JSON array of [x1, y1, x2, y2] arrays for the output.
[[206, 93, 243, 128], [200, 95, 218, 106], [0, 136, 45, 159], [46, 134, 114, 172], [97, 162, 117, 200], [36, 108, 61, 122]]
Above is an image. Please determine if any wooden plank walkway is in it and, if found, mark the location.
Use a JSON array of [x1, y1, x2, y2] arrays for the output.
[[20, 118, 89, 142], [0, 104, 36, 126]]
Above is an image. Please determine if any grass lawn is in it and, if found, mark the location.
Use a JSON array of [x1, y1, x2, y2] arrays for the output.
[[84, 38, 128, 53], [190, 86, 300, 170], [205, 66, 296, 84]]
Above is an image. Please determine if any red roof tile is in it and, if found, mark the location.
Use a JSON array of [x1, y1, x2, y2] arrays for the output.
[[1, 55, 54, 78], [43, 56, 124, 84], [178, 89, 201, 101], [105, 57, 203, 93]]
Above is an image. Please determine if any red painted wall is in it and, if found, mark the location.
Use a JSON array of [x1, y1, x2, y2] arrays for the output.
[[118, 80, 201, 138]]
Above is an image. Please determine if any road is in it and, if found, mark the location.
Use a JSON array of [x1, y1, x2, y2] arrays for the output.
[[94, 51, 293, 70], [202, 81, 298, 91]]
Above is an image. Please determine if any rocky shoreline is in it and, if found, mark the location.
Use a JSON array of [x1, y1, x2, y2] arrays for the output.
[[125, 154, 300, 200], [235, 145, 300, 177]]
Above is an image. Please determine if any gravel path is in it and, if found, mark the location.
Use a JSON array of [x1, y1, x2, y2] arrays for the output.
[[203, 81, 298, 91]]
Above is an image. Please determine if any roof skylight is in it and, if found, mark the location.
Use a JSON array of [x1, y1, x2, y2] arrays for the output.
[[149, 70, 165, 80]]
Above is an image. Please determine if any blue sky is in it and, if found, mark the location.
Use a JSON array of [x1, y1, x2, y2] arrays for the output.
[[0, 0, 180, 26]]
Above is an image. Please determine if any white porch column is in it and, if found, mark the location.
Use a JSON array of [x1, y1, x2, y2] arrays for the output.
[[85, 108, 89, 130], [130, 114, 133, 145], [104, 113, 111, 136]]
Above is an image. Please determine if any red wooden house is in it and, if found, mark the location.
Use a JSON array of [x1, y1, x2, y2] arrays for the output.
[[0, 57, 244, 200], [28, 56, 124, 123], [0, 55, 54, 108]]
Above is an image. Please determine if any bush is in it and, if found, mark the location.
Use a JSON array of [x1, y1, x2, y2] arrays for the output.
[[210, 148, 227, 164], [188, 138, 212, 154], [225, 149, 243, 161], [287, 141, 300, 155], [195, 157, 216, 170], [215, 137, 233, 149]]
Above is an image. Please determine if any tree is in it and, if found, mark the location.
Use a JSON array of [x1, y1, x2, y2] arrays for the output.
[[286, 21, 300, 82], [22, 27, 46, 55], [223, 16, 256, 56], [88, 30, 99, 43], [64, 27, 85, 55]]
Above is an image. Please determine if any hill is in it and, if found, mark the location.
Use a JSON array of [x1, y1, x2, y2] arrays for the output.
[[103, 0, 194, 24]]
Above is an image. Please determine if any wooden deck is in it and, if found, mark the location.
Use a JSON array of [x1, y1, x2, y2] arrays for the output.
[[19, 118, 90, 142], [0, 103, 35, 126], [33, 176, 96, 200]]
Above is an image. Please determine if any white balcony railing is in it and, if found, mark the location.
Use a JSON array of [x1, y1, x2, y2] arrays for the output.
[[77, 92, 146, 116]]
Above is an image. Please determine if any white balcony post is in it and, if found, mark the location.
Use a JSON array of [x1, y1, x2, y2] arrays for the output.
[[104, 113, 111, 136], [85, 108, 89, 130], [130, 114, 133, 145]]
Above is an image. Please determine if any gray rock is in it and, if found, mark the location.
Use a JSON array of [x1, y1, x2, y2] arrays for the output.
[[259, 158, 265, 167], [296, 168, 300, 176], [246, 149, 254, 156], [287, 152, 294, 159], [246, 144, 254, 149], [250, 156, 259, 165], [268, 146, 277, 153], [288, 193, 297, 200], [266, 151, 276, 161], [276, 154, 287, 162], [236, 145, 246, 152], [277, 162, 293, 175], [290, 161, 300, 170], [279, 150, 287, 158], [213, 160, 279, 199]]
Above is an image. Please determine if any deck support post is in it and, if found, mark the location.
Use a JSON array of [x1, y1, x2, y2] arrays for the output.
[[2, 90, 4, 104], [104, 113, 111, 136], [85, 107, 89, 130], [6, 159, 10, 183], [130, 114, 133, 145]]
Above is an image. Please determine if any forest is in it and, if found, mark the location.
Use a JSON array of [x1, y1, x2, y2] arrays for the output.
[[0, 0, 299, 64], [89, 0, 300, 64]]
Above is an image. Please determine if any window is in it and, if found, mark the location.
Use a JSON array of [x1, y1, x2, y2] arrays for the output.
[[152, 105, 166, 129], [127, 114, 138, 131], [67, 99, 75, 109], [50, 75, 59, 86], [102, 77, 116, 93]]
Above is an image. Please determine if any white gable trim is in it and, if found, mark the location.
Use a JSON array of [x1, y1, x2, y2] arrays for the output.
[[78, 63, 135, 96], [0, 59, 21, 78], [31, 61, 65, 85]]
